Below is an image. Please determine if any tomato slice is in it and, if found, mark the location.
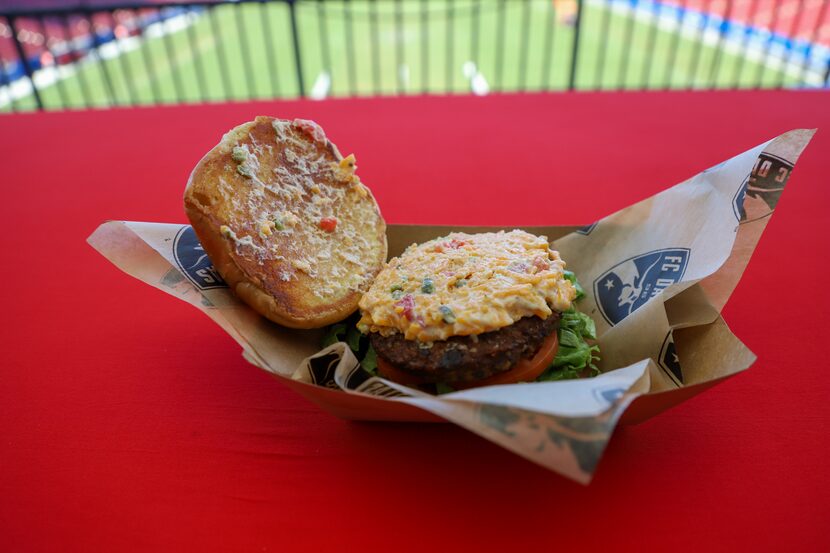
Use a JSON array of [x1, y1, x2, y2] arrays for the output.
[[453, 331, 559, 389], [376, 331, 560, 391], [377, 357, 427, 387]]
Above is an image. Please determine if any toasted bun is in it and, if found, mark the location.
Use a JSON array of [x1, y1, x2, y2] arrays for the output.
[[184, 116, 387, 329]]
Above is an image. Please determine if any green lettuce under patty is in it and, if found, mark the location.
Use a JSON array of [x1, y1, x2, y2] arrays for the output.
[[321, 273, 600, 387], [538, 306, 600, 381], [322, 315, 379, 374], [536, 270, 600, 381]]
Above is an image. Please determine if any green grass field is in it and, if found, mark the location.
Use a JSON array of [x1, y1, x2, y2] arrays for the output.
[[2, 0, 800, 112]]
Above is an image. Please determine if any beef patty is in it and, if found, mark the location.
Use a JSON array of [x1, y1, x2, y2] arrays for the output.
[[370, 314, 560, 383]]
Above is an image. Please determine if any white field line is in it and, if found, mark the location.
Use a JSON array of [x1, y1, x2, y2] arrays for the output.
[[462, 60, 490, 95], [310, 71, 331, 99], [399, 63, 410, 90]]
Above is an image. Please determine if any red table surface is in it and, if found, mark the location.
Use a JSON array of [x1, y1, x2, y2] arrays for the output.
[[2, 91, 829, 552]]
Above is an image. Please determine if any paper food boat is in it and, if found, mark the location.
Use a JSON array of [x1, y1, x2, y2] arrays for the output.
[[89, 129, 814, 484]]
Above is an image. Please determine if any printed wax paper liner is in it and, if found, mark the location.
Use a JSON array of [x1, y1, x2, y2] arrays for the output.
[[88, 129, 814, 484]]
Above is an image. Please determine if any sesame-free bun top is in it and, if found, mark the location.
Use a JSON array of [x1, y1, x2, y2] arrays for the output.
[[184, 116, 387, 329]]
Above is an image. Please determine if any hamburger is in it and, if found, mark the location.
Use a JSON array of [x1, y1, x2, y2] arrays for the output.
[[183, 118, 596, 389], [353, 230, 599, 390]]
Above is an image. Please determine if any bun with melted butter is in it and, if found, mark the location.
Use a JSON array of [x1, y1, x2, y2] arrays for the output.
[[184, 116, 387, 329]]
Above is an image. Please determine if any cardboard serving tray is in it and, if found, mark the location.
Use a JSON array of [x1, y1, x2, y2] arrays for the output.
[[89, 129, 814, 483]]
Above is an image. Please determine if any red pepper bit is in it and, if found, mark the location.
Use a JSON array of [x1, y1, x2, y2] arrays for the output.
[[395, 294, 415, 321], [507, 261, 530, 273], [436, 239, 466, 252], [293, 119, 327, 144], [319, 217, 338, 232], [532, 256, 550, 272], [447, 239, 466, 249]]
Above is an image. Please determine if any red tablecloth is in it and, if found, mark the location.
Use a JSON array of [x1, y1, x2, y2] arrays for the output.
[[2, 91, 829, 551]]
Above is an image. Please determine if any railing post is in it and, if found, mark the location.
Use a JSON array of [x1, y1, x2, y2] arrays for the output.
[[287, 0, 305, 97], [568, 0, 583, 91], [8, 16, 44, 110]]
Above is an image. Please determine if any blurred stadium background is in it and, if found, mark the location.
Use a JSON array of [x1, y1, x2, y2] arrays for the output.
[[1, 0, 828, 111]]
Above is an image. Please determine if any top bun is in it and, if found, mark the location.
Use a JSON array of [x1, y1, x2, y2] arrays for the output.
[[184, 116, 387, 329]]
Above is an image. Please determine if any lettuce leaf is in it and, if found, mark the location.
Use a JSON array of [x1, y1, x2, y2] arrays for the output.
[[535, 269, 601, 381], [538, 306, 600, 381], [320, 315, 378, 376], [435, 382, 455, 395], [362, 345, 378, 375], [321, 323, 348, 348], [345, 325, 362, 352], [563, 269, 585, 300], [560, 309, 596, 340]]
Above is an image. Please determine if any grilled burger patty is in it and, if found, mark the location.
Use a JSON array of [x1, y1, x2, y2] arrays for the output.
[[370, 314, 560, 383]]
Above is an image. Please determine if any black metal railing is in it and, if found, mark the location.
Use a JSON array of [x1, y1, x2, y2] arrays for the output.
[[1, 0, 828, 111]]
